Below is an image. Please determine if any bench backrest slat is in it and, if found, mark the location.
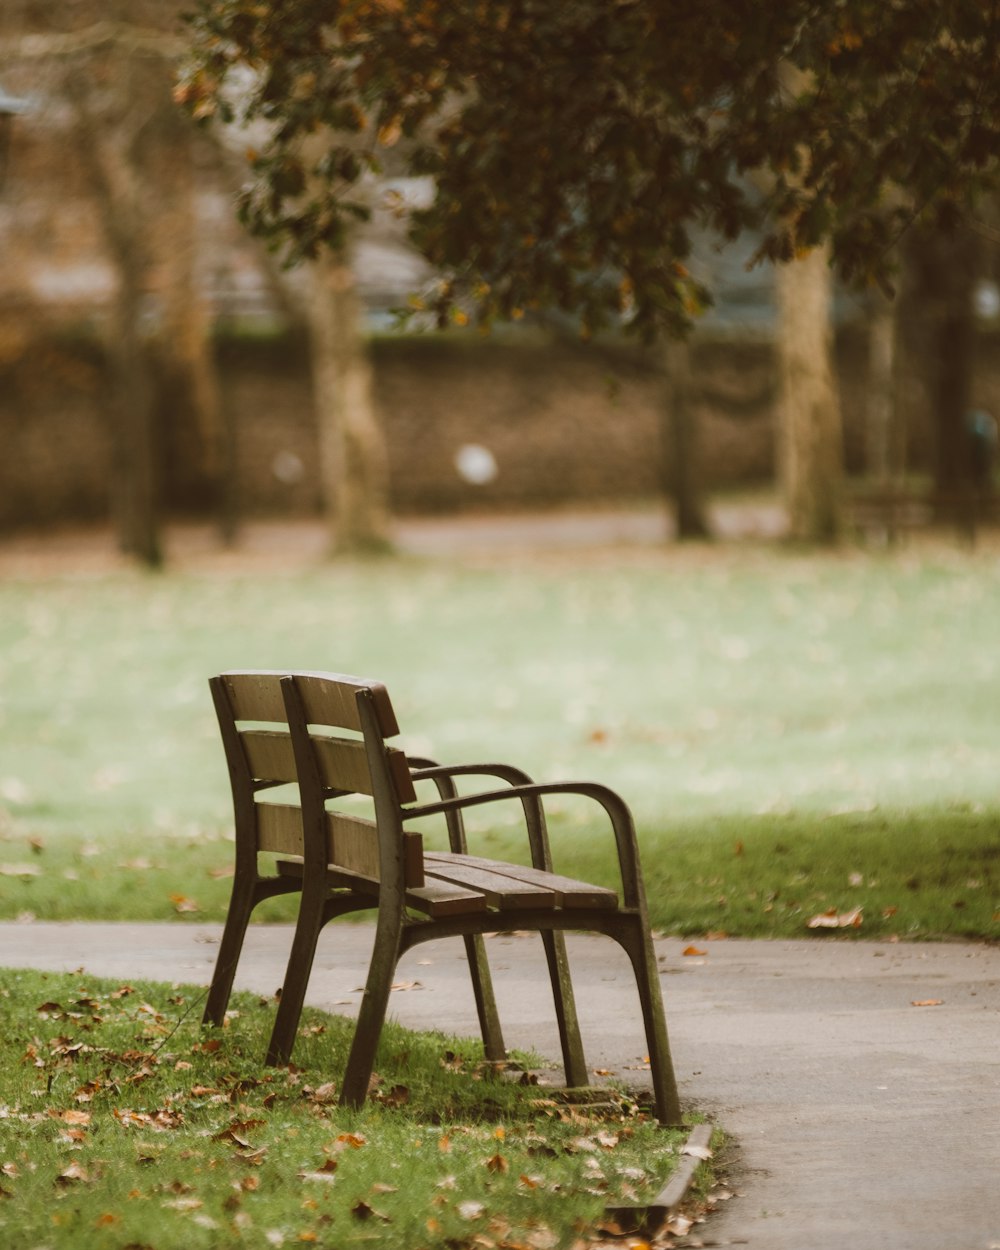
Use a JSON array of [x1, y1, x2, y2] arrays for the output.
[[257, 802, 305, 857], [220, 670, 400, 736], [213, 670, 420, 886], [241, 728, 413, 801]]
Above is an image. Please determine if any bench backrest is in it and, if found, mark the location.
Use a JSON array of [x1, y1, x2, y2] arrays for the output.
[[211, 670, 423, 889]]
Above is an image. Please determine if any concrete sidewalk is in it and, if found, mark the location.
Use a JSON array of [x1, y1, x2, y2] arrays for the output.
[[1, 922, 998, 1250]]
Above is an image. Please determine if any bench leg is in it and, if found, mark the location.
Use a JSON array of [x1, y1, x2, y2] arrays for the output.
[[340, 915, 402, 1110], [620, 926, 682, 1125], [541, 930, 589, 1089], [464, 933, 507, 1061], [203, 879, 257, 1027], [266, 886, 326, 1066]]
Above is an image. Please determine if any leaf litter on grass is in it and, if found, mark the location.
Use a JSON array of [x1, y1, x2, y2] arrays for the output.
[[0, 969, 694, 1250]]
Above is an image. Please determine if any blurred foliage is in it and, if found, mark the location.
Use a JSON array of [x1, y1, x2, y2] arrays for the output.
[[181, 0, 999, 339]]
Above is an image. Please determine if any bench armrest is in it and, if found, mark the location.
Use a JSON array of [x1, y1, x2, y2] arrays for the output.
[[402, 780, 644, 908], [406, 758, 549, 865]]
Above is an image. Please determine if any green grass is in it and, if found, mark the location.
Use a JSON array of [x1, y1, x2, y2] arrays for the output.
[[0, 537, 998, 940], [0, 968, 690, 1250]]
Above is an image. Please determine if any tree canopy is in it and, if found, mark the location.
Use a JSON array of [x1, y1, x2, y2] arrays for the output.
[[181, 0, 1000, 339]]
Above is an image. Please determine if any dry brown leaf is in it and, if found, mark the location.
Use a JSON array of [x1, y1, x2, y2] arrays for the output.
[[56, 1161, 89, 1185], [682, 945, 708, 956], [807, 906, 863, 929], [298, 1170, 338, 1185], [50, 1109, 91, 1126], [351, 1200, 389, 1222], [911, 999, 944, 1007]]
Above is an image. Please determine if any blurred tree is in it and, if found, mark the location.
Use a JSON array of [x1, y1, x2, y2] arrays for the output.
[[0, 2, 224, 566], [902, 222, 984, 505], [309, 246, 391, 553], [181, 0, 999, 543]]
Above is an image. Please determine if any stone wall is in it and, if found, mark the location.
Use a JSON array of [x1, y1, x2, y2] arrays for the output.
[[1, 322, 997, 531]]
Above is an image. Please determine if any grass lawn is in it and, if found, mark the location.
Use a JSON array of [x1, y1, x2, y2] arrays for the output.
[[0, 529, 998, 941], [0, 967, 698, 1250]]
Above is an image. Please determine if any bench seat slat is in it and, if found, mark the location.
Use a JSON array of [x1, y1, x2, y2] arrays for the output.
[[425, 852, 618, 909], [405, 882, 489, 917], [421, 858, 558, 910]]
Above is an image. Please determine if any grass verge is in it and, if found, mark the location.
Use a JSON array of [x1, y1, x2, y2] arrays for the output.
[[1, 540, 998, 940], [0, 968, 696, 1250]]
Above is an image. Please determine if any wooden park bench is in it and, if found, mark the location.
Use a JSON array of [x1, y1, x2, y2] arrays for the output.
[[202, 669, 681, 1123]]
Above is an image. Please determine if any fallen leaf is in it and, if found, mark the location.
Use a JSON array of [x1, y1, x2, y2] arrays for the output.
[[807, 907, 863, 929], [681, 1142, 713, 1160], [50, 1109, 91, 1126], [457, 1200, 486, 1221], [351, 1200, 389, 1222], [169, 894, 199, 914], [304, 1083, 337, 1104], [911, 999, 944, 1008], [56, 1161, 90, 1185], [0, 863, 41, 877], [682, 945, 707, 957], [485, 1153, 508, 1174]]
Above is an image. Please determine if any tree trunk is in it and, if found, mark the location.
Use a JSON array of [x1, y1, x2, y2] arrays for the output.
[[661, 336, 711, 539], [774, 244, 845, 543], [308, 251, 392, 555], [151, 110, 229, 540], [903, 226, 981, 501], [66, 57, 166, 567], [110, 263, 162, 567], [865, 290, 902, 487]]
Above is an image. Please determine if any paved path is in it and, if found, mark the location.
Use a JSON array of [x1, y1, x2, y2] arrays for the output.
[[1, 922, 997, 1249]]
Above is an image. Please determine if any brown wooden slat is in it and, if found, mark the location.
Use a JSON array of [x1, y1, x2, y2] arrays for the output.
[[326, 811, 379, 879], [256, 803, 304, 858], [422, 859, 558, 910], [323, 814, 424, 887], [425, 852, 618, 910], [312, 736, 373, 794], [404, 882, 489, 918], [309, 737, 416, 803], [295, 673, 400, 736], [402, 830, 425, 888], [221, 670, 401, 738], [222, 672, 287, 723], [242, 729, 297, 784]]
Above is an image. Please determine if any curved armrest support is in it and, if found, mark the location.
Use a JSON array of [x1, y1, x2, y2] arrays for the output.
[[406, 759, 551, 866], [403, 780, 643, 906], [409, 760, 536, 787]]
